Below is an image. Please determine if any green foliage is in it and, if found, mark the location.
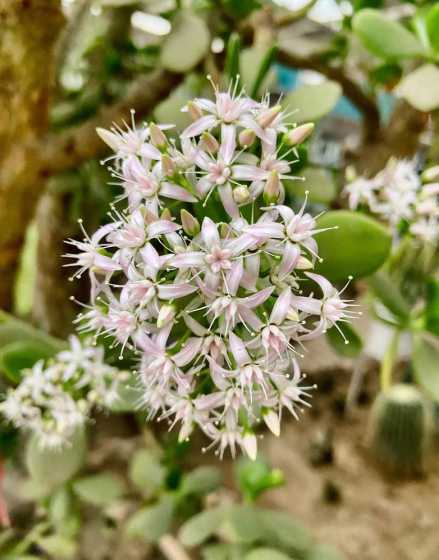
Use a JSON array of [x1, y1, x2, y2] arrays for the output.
[[125, 494, 175, 542], [315, 211, 392, 282], [395, 64, 439, 112], [179, 507, 227, 547], [286, 167, 337, 205], [306, 544, 345, 560], [221, 0, 261, 19], [426, 3, 439, 53], [240, 47, 277, 95], [160, 11, 210, 72], [352, 9, 423, 59], [225, 33, 241, 86], [35, 534, 77, 559], [26, 429, 86, 491], [129, 449, 166, 497], [367, 271, 411, 324], [326, 323, 363, 358], [283, 82, 342, 122], [48, 486, 80, 539], [235, 457, 284, 503], [72, 473, 126, 506], [413, 335, 439, 401], [245, 549, 290, 560], [0, 341, 55, 384], [424, 279, 439, 336], [250, 45, 277, 98], [180, 465, 223, 496]]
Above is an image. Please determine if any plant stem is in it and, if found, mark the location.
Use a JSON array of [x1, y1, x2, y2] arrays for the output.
[[380, 329, 400, 392]]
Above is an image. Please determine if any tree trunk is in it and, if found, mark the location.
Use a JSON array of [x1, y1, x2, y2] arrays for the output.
[[0, 0, 64, 309]]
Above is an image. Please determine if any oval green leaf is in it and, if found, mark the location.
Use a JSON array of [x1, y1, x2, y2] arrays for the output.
[[413, 334, 439, 401], [283, 81, 342, 123], [245, 549, 291, 560], [160, 11, 210, 72], [0, 341, 55, 383], [72, 473, 126, 506], [352, 9, 423, 59], [179, 507, 227, 547], [326, 323, 363, 358], [395, 64, 439, 112], [315, 211, 392, 282], [286, 167, 337, 204]]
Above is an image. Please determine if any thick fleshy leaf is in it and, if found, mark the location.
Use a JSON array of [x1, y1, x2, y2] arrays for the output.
[[160, 11, 210, 72], [426, 4, 439, 53], [245, 549, 291, 560], [179, 507, 227, 547], [326, 323, 363, 358], [0, 341, 55, 384], [283, 81, 341, 123], [180, 466, 222, 496], [307, 544, 345, 560], [225, 33, 241, 86], [367, 272, 410, 323], [395, 64, 439, 112], [129, 449, 165, 497], [49, 486, 80, 539], [26, 429, 86, 490], [352, 9, 423, 59], [413, 334, 439, 401], [35, 535, 77, 559], [315, 211, 392, 282], [258, 509, 312, 554], [235, 457, 284, 502], [220, 505, 264, 544], [72, 473, 126, 506], [125, 495, 174, 542], [425, 279, 439, 336], [286, 167, 336, 204]]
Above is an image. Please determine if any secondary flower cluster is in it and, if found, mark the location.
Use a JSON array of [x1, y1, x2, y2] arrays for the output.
[[0, 337, 128, 448], [65, 86, 353, 459], [344, 158, 439, 244]]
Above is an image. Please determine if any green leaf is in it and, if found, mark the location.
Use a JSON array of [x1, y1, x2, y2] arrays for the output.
[[0, 341, 55, 383], [202, 543, 249, 560], [286, 167, 336, 204], [26, 429, 86, 490], [72, 473, 126, 506], [326, 323, 363, 358], [426, 4, 439, 53], [180, 466, 222, 496], [129, 449, 165, 497], [258, 509, 312, 555], [108, 374, 141, 413], [235, 457, 284, 502], [245, 549, 291, 560], [160, 11, 210, 72], [240, 47, 276, 95], [179, 507, 227, 547], [225, 33, 241, 86], [352, 9, 423, 59], [367, 272, 411, 323], [283, 81, 341, 123], [222, 0, 261, 19], [0, 310, 65, 352], [413, 335, 439, 401], [315, 211, 392, 282], [35, 535, 77, 559], [395, 64, 439, 112], [49, 486, 80, 539], [220, 505, 264, 545], [125, 495, 174, 542], [425, 279, 439, 336], [307, 544, 345, 560], [250, 45, 277, 98]]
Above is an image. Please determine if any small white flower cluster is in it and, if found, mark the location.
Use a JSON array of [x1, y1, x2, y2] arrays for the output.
[[66, 85, 354, 459], [0, 336, 128, 448], [344, 158, 439, 244]]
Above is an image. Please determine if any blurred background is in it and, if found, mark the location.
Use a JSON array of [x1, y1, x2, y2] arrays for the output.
[[0, 0, 438, 558]]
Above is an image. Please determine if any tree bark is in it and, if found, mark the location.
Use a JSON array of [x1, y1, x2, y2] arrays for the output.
[[0, 0, 64, 309]]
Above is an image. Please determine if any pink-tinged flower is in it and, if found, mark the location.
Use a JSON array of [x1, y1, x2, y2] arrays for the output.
[[97, 121, 161, 161]]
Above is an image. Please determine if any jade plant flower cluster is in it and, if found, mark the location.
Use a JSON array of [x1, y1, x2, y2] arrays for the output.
[[28, 88, 351, 459], [0, 337, 128, 448], [344, 158, 439, 244]]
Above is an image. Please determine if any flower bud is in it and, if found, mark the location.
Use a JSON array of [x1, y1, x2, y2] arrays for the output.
[[286, 307, 300, 322], [296, 256, 313, 270], [233, 186, 250, 204], [263, 410, 280, 437], [345, 165, 357, 183], [180, 209, 200, 236], [242, 432, 258, 461], [238, 128, 256, 148], [263, 171, 281, 205], [96, 127, 120, 152], [162, 154, 176, 176], [187, 100, 203, 121], [285, 122, 314, 146], [257, 105, 281, 129], [200, 132, 219, 153], [157, 304, 175, 329], [150, 123, 167, 149], [160, 207, 172, 221]]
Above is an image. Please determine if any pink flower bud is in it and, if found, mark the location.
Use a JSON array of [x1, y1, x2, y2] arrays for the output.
[[263, 171, 281, 205], [257, 105, 282, 129], [157, 304, 175, 328], [181, 209, 200, 236], [263, 410, 280, 437], [296, 256, 313, 269], [285, 123, 314, 146], [187, 100, 203, 121], [238, 128, 256, 148], [200, 132, 219, 153], [233, 186, 250, 204], [162, 154, 176, 176], [242, 432, 258, 460], [150, 123, 167, 149], [160, 208, 172, 221]]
